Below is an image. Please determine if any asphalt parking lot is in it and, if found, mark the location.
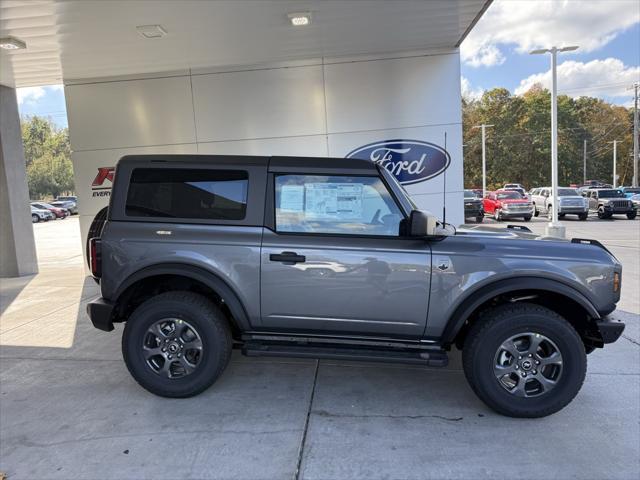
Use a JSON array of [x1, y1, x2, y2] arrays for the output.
[[1, 216, 638, 480]]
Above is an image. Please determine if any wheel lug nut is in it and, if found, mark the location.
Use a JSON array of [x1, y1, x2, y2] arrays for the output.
[[519, 356, 522, 360], [521, 373, 526, 378], [535, 360, 540, 365], [515, 365, 519, 369], [162, 348, 166, 352], [533, 370, 537, 374], [168, 355, 172, 359], [528, 354, 532, 357]]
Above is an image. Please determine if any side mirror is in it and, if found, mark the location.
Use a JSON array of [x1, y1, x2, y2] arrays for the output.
[[408, 210, 438, 237]]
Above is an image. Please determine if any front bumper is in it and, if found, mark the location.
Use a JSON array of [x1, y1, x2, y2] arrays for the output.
[[87, 298, 115, 332], [464, 206, 483, 217], [602, 204, 636, 214], [558, 205, 588, 214], [501, 208, 534, 218], [583, 315, 625, 348]]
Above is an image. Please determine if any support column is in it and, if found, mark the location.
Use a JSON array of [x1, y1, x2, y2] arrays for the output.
[[0, 84, 38, 277]]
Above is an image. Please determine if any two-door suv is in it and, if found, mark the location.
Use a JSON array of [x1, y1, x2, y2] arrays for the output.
[[88, 155, 625, 418]]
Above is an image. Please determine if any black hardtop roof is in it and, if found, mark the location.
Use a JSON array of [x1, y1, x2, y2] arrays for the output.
[[117, 154, 377, 173]]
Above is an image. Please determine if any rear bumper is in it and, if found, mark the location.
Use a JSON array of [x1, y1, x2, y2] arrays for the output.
[[87, 298, 114, 332]]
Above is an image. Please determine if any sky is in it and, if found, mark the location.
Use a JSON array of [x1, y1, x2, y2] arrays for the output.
[[16, 0, 640, 129]]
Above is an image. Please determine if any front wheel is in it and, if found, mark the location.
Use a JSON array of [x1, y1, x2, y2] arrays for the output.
[[533, 204, 539, 217], [523, 216, 532, 222], [578, 212, 588, 221], [462, 303, 586, 418], [493, 209, 501, 221], [597, 207, 611, 219], [122, 292, 232, 398], [32, 214, 39, 223], [627, 211, 637, 220], [475, 215, 484, 223]]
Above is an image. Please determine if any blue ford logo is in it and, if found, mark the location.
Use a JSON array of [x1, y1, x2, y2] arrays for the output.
[[346, 139, 451, 185]]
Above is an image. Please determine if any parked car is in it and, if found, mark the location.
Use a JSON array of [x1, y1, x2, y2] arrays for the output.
[[584, 188, 637, 220], [86, 154, 625, 418], [630, 193, 640, 210], [483, 189, 534, 221], [620, 187, 640, 199], [530, 187, 589, 221], [30, 201, 69, 219], [503, 183, 525, 190], [503, 186, 527, 198], [464, 190, 484, 223], [50, 200, 78, 215], [56, 195, 77, 203], [30, 205, 54, 223]]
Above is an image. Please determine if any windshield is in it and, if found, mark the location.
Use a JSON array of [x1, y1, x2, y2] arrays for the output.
[[558, 188, 579, 196], [598, 190, 625, 198], [497, 191, 523, 200], [464, 190, 475, 198], [378, 167, 417, 209], [624, 188, 640, 194]]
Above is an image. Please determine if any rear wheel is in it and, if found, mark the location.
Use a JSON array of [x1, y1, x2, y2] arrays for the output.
[[533, 205, 539, 217], [462, 303, 586, 418], [627, 211, 637, 220], [122, 291, 232, 398], [558, 213, 566, 219]]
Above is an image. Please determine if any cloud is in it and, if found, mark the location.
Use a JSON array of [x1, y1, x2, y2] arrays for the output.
[[461, 76, 484, 100], [16, 84, 63, 105], [514, 58, 640, 99], [461, 0, 640, 67]]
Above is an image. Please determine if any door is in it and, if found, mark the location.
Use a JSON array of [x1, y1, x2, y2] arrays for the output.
[[260, 173, 431, 337], [483, 193, 496, 214]]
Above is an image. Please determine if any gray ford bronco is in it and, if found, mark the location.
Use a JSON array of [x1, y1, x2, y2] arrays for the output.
[[87, 154, 625, 417]]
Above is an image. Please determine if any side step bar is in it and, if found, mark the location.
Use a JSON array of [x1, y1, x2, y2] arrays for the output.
[[242, 342, 448, 367]]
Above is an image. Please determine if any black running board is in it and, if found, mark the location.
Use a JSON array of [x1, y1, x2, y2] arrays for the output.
[[242, 342, 448, 367]]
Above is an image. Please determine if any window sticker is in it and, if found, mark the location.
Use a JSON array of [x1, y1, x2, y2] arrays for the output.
[[304, 183, 363, 220], [279, 185, 305, 212]]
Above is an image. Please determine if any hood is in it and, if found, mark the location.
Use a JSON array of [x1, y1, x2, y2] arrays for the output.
[[498, 198, 530, 204], [456, 225, 567, 242]]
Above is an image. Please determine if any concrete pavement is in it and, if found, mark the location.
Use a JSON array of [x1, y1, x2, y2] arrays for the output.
[[0, 217, 638, 479]]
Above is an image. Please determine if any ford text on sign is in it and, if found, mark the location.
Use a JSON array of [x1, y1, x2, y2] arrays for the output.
[[346, 139, 450, 185]]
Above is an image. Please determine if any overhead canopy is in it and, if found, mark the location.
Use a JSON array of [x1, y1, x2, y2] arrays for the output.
[[0, 0, 491, 87]]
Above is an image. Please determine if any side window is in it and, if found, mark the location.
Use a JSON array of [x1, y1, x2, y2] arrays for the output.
[[274, 174, 403, 236], [126, 168, 248, 220]]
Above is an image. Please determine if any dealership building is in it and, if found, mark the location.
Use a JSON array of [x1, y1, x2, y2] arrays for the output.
[[0, 0, 491, 277]]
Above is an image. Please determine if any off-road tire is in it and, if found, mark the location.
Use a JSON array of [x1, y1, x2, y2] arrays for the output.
[[597, 206, 611, 219], [462, 303, 586, 418], [85, 206, 109, 269], [627, 211, 637, 220], [122, 291, 232, 398]]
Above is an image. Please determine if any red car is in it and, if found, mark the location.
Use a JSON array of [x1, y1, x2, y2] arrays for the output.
[[483, 190, 534, 222], [30, 201, 69, 219]]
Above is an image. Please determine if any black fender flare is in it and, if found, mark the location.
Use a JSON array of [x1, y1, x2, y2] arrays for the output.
[[113, 263, 251, 330], [441, 277, 601, 344]]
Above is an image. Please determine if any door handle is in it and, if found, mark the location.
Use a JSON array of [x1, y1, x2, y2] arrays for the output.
[[269, 251, 306, 264]]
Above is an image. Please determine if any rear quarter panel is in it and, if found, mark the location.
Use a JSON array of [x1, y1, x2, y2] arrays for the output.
[[100, 222, 263, 326]]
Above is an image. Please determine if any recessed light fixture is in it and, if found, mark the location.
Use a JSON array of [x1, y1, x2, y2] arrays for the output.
[[0, 37, 27, 50], [136, 25, 168, 39], [287, 12, 311, 26]]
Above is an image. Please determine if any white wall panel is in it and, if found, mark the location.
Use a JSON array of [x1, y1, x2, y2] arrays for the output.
[[198, 135, 327, 157], [65, 76, 196, 151], [324, 53, 460, 134], [191, 66, 326, 143]]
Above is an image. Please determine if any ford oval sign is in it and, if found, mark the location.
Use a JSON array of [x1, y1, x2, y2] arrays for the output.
[[346, 139, 450, 185]]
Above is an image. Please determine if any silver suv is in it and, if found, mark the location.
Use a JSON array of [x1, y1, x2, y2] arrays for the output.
[[87, 155, 625, 418], [530, 187, 589, 220], [584, 188, 637, 220]]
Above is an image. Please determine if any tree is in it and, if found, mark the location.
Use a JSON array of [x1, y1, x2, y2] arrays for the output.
[[20, 116, 74, 199], [463, 85, 634, 189]]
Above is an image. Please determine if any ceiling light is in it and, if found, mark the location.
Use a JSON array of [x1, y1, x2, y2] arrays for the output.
[[287, 12, 311, 26], [0, 37, 26, 50], [136, 25, 167, 39]]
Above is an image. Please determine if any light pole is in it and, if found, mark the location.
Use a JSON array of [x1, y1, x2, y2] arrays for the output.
[[608, 140, 618, 187], [472, 124, 494, 197], [530, 45, 579, 238]]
